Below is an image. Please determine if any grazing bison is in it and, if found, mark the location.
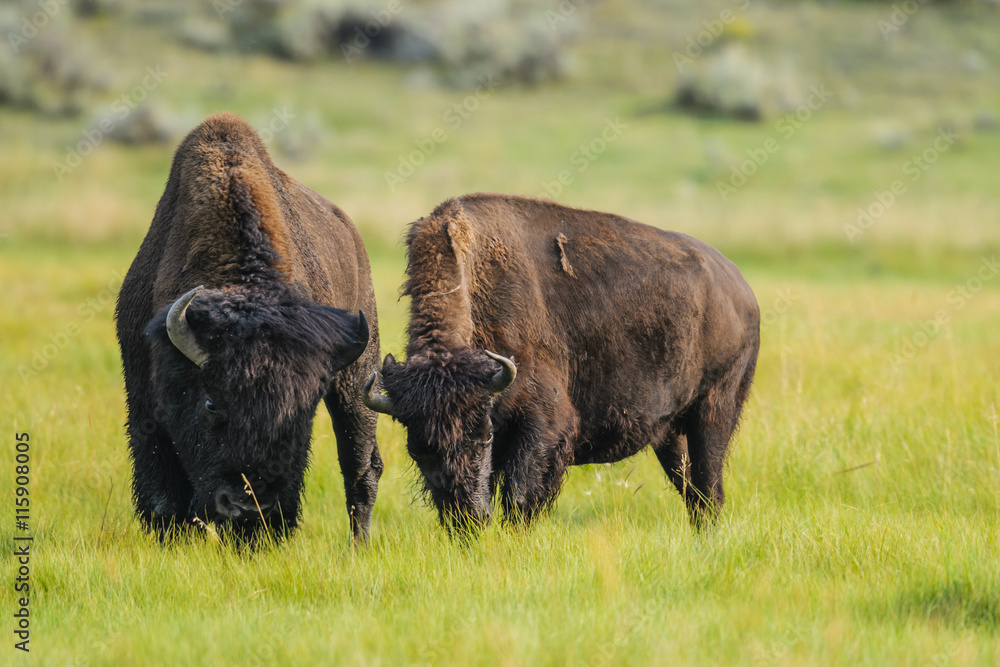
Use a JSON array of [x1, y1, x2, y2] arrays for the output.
[[116, 112, 383, 541], [363, 193, 759, 531]]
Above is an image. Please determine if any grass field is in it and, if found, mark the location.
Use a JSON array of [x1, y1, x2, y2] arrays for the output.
[[3, 1, 1000, 664]]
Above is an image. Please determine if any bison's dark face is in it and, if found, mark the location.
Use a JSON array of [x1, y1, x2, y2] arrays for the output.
[[364, 348, 516, 533], [145, 285, 369, 540]]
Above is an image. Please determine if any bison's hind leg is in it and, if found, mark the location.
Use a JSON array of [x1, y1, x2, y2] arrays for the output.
[[654, 420, 724, 527], [679, 404, 728, 528], [675, 348, 758, 528]]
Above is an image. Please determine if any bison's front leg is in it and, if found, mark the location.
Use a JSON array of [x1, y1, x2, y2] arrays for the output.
[[677, 394, 744, 528], [499, 403, 576, 525], [127, 407, 194, 539], [326, 368, 383, 540]]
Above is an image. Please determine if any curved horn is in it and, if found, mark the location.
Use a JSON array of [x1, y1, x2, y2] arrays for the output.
[[485, 350, 517, 395], [362, 372, 395, 416], [166, 286, 209, 368]]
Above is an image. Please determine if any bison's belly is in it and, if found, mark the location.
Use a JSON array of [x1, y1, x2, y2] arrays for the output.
[[572, 406, 674, 465]]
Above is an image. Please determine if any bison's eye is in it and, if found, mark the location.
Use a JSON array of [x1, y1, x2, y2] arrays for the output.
[[473, 416, 493, 445], [204, 398, 216, 413]]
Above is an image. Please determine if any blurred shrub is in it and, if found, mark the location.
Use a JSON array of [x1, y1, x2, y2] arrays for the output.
[[973, 109, 997, 132], [0, 5, 108, 115], [99, 98, 180, 144], [675, 42, 804, 122], [272, 110, 328, 161], [212, 0, 575, 88], [131, 1, 189, 25], [264, 3, 428, 63], [176, 17, 231, 52], [315, 8, 437, 64], [73, 0, 125, 18], [229, 0, 289, 55], [423, 0, 572, 88]]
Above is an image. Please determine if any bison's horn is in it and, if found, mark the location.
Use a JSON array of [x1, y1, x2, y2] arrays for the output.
[[362, 372, 395, 416], [166, 286, 209, 368], [485, 350, 517, 395]]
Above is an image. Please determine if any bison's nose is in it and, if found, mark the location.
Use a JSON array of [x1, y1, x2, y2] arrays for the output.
[[215, 486, 273, 520], [440, 503, 491, 535]]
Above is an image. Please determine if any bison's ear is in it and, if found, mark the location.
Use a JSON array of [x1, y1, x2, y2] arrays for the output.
[[311, 306, 370, 373]]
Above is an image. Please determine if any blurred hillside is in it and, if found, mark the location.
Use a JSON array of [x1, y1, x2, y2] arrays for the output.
[[1, 0, 998, 253]]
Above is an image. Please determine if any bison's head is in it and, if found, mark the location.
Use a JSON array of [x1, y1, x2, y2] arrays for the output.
[[362, 348, 516, 533], [145, 285, 369, 540]]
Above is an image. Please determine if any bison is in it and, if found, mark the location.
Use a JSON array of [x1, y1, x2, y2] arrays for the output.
[[363, 193, 759, 531], [116, 112, 383, 541]]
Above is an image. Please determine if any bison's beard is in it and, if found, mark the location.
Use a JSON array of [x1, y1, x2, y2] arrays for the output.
[[416, 448, 493, 535]]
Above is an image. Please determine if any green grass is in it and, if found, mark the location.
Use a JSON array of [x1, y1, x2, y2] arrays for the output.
[[3, 1, 1000, 664], [3, 240, 999, 665]]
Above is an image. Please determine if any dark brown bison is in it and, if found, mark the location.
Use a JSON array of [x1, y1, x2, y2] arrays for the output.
[[363, 193, 759, 531], [116, 112, 383, 542]]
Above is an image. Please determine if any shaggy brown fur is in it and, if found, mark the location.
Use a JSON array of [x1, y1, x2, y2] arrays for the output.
[[116, 112, 383, 541], [375, 193, 759, 530]]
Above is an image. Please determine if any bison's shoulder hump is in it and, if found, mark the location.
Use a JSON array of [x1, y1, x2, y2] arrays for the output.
[[181, 112, 270, 158], [157, 113, 296, 279], [169, 113, 284, 215]]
